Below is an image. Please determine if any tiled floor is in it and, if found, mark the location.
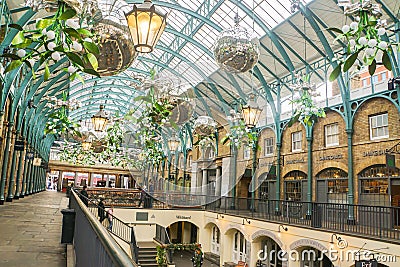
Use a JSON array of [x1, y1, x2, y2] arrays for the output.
[[0, 190, 68, 267], [173, 250, 218, 267]]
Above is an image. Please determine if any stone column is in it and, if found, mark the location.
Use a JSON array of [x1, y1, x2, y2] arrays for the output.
[[215, 167, 221, 197], [201, 169, 208, 196]]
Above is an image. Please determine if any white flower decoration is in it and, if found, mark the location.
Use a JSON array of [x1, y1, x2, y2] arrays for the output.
[[368, 39, 377, 48], [342, 25, 350, 34], [358, 37, 368, 46], [67, 65, 77, 73], [17, 49, 26, 58], [378, 41, 388, 50], [48, 41, 56, 51], [51, 51, 61, 61], [46, 30, 56, 40]]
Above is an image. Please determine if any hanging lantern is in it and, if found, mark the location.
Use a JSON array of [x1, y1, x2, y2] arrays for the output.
[[213, 14, 259, 73], [125, 0, 168, 53], [91, 104, 109, 132], [241, 95, 262, 128], [167, 136, 179, 152]]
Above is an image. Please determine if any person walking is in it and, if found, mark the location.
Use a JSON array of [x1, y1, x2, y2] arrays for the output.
[[107, 206, 114, 230], [98, 198, 106, 223], [138, 186, 146, 207], [80, 185, 89, 206]]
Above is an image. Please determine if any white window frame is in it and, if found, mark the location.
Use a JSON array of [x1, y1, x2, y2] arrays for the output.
[[369, 113, 389, 140], [244, 146, 251, 160], [362, 79, 368, 87], [325, 123, 339, 147], [211, 226, 220, 254], [291, 131, 302, 152], [264, 137, 274, 156]]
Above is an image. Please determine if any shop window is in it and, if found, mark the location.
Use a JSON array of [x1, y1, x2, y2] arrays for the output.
[[361, 179, 388, 194], [244, 146, 251, 160], [292, 131, 302, 152], [284, 171, 306, 201], [317, 168, 348, 204], [325, 123, 339, 147], [264, 137, 274, 156], [369, 113, 388, 140]]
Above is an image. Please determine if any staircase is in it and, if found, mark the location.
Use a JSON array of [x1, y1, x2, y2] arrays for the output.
[[138, 247, 158, 267]]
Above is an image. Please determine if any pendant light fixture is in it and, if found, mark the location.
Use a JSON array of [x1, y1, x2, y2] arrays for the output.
[[125, 0, 168, 53]]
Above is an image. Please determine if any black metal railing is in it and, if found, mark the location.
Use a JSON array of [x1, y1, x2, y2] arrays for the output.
[[206, 197, 400, 242], [70, 190, 137, 267], [74, 189, 139, 263]]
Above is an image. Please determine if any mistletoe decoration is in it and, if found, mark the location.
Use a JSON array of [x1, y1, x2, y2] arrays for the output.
[[156, 243, 202, 266], [2, 1, 100, 82], [44, 107, 81, 138], [221, 119, 258, 149], [288, 73, 325, 127], [329, 0, 394, 81]]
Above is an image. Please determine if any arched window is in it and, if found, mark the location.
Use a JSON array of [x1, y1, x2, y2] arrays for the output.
[[232, 230, 246, 263], [284, 171, 306, 201], [211, 226, 220, 254]]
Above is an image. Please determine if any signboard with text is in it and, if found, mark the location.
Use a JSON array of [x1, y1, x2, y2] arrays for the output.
[[355, 259, 378, 267]]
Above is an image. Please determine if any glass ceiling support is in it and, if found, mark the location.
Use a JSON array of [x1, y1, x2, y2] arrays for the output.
[[141, 48, 230, 112], [215, 74, 247, 100], [69, 76, 141, 93], [230, 0, 295, 72], [156, 0, 225, 71], [286, 20, 326, 57], [16, 72, 69, 133], [374, 0, 397, 22], [306, 8, 346, 48], [274, 34, 325, 82], [253, 66, 278, 120], [300, 3, 356, 221], [126, 0, 223, 30], [0, 9, 35, 111], [70, 84, 143, 100]]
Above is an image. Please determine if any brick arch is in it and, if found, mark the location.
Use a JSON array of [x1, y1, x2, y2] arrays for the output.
[[314, 162, 348, 177], [251, 230, 283, 248], [352, 96, 400, 121], [282, 169, 307, 179], [289, 238, 329, 253]]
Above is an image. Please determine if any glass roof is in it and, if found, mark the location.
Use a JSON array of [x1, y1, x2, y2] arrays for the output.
[[5, 0, 400, 125]]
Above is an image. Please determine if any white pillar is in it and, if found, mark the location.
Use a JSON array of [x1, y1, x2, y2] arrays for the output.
[[90, 173, 94, 187], [106, 174, 110, 188], [74, 172, 78, 186], [202, 169, 208, 196]]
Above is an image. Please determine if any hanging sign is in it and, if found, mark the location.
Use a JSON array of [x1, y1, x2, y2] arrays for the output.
[[355, 259, 378, 267], [14, 140, 25, 151], [33, 158, 42, 166]]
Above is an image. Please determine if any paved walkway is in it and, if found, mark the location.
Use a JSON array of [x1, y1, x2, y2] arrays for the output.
[[0, 190, 68, 267]]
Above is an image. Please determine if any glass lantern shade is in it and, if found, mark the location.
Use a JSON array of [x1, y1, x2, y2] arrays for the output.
[[125, 0, 167, 53], [168, 136, 179, 152], [241, 98, 262, 128], [81, 141, 91, 151], [91, 105, 109, 132]]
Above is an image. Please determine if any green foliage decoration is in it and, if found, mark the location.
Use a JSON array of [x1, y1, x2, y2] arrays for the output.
[[328, 0, 396, 81], [1, 1, 100, 82]]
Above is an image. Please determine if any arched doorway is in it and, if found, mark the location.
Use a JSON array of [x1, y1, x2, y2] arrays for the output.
[[167, 221, 199, 244], [232, 230, 247, 263], [211, 225, 220, 255], [298, 246, 333, 267], [316, 168, 348, 203], [284, 170, 307, 201], [256, 236, 282, 267]]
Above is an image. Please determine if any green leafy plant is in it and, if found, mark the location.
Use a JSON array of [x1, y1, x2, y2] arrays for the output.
[[2, 1, 100, 82], [44, 106, 81, 138], [288, 74, 325, 127], [328, 0, 395, 81], [221, 119, 258, 149]]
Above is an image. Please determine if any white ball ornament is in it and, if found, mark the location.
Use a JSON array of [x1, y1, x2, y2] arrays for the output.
[[378, 41, 388, 50], [368, 39, 377, 48], [377, 28, 386, 36], [67, 65, 77, 73], [350, 22, 358, 31], [72, 41, 82, 52], [51, 51, 61, 61], [17, 49, 26, 58], [46, 30, 56, 40], [341, 25, 350, 34], [48, 41, 56, 51], [358, 37, 368, 46]]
